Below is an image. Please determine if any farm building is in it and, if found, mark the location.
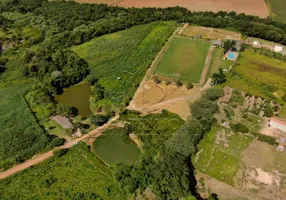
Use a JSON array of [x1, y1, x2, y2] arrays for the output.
[[212, 40, 222, 47], [51, 115, 73, 129], [274, 46, 283, 53], [270, 117, 286, 133]]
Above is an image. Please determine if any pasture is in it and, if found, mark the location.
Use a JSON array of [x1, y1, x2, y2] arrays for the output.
[[266, 0, 286, 23], [223, 50, 286, 117], [155, 37, 210, 83], [194, 125, 253, 185], [92, 128, 140, 166], [77, 0, 269, 17], [71, 21, 177, 111], [182, 26, 241, 40], [0, 143, 126, 199]]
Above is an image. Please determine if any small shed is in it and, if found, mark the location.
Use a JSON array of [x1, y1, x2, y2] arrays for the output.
[[212, 40, 222, 47], [253, 41, 260, 46], [274, 46, 283, 53], [51, 115, 73, 129], [270, 117, 286, 133]]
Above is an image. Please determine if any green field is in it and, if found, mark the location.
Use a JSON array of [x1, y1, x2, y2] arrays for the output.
[[92, 128, 140, 166], [223, 50, 286, 117], [155, 37, 210, 83], [194, 125, 253, 185], [207, 48, 234, 79], [0, 143, 125, 199], [266, 0, 286, 23], [0, 84, 50, 170], [71, 22, 177, 111]]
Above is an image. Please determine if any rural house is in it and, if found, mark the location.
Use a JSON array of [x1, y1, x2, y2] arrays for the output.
[[270, 117, 286, 133], [212, 40, 222, 47], [51, 115, 73, 129]]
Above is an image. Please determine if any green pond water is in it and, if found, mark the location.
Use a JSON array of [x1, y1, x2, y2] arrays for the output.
[[55, 83, 92, 117], [92, 128, 141, 166]]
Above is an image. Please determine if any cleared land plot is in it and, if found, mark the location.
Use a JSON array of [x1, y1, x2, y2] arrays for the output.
[[194, 125, 253, 185], [92, 128, 140, 166], [223, 51, 286, 117], [183, 26, 241, 40], [155, 38, 210, 83], [266, 0, 286, 23], [71, 22, 177, 110], [0, 143, 125, 200], [78, 0, 269, 17]]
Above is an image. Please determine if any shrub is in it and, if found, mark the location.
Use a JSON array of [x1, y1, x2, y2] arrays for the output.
[[282, 93, 286, 102], [176, 80, 183, 87], [251, 132, 278, 146], [186, 82, 194, 89], [230, 123, 249, 133], [203, 88, 224, 101], [154, 76, 161, 84], [54, 149, 69, 157], [49, 138, 66, 148]]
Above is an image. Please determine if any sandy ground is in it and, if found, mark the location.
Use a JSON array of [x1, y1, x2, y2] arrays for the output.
[[0, 115, 119, 180], [128, 80, 201, 119], [76, 0, 269, 18]]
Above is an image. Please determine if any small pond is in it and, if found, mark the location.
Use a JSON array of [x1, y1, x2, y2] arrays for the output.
[[92, 128, 141, 166], [55, 83, 92, 117]]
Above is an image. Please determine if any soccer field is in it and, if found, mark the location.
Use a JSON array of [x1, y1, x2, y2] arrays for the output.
[[155, 37, 210, 83]]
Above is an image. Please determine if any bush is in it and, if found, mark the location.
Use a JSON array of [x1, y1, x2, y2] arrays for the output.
[[203, 88, 224, 101], [49, 138, 66, 148], [251, 132, 278, 146], [186, 82, 194, 89], [176, 80, 183, 87], [90, 114, 109, 126], [154, 76, 161, 84], [282, 93, 286, 102], [230, 123, 249, 133], [54, 149, 69, 157]]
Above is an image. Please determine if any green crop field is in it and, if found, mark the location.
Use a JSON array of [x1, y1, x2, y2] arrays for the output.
[[266, 0, 286, 23], [71, 22, 177, 111], [92, 128, 140, 166], [223, 50, 286, 117], [0, 143, 125, 200], [155, 37, 210, 83], [194, 125, 253, 185]]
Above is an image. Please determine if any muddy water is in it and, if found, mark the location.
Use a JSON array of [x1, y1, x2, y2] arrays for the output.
[[55, 83, 92, 117]]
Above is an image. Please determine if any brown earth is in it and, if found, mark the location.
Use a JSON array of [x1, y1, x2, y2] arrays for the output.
[[76, 0, 269, 18]]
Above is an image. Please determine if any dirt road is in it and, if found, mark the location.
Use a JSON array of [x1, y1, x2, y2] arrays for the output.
[[0, 115, 119, 180], [200, 46, 214, 86]]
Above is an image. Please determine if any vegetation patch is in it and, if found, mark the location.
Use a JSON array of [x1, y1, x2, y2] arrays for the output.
[[92, 128, 141, 166], [266, 0, 286, 23], [194, 125, 253, 185], [0, 143, 126, 200], [71, 22, 177, 112], [155, 37, 210, 83]]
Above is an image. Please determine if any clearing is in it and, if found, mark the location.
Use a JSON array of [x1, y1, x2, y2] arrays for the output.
[[266, 0, 286, 23], [76, 0, 269, 17], [155, 37, 210, 83], [182, 26, 241, 40]]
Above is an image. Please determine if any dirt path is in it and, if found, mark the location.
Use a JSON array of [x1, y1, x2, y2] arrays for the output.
[[0, 115, 119, 180], [200, 46, 214, 86], [177, 23, 188, 35]]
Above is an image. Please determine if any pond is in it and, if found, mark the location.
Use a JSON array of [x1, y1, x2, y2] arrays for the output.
[[55, 83, 92, 117], [92, 128, 141, 166]]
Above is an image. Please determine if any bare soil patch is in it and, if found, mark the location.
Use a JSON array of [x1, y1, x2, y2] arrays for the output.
[[183, 26, 242, 40], [128, 80, 201, 119], [77, 0, 269, 17]]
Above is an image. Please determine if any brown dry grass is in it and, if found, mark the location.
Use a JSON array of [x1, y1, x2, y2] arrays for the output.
[[183, 26, 242, 40], [76, 0, 269, 17]]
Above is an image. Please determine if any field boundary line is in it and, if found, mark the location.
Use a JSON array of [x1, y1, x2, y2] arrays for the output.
[[199, 45, 214, 86]]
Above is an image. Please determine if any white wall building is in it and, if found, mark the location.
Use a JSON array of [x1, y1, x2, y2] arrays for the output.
[[274, 46, 283, 53], [270, 118, 286, 133]]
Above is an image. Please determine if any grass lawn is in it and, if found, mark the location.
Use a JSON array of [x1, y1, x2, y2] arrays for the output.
[[0, 143, 126, 200], [155, 37, 210, 83], [92, 128, 140, 166], [266, 0, 286, 23], [71, 21, 177, 110], [223, 50, 286, 118], [207, 48, 234, 79], [194, 125, 253, 185]]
